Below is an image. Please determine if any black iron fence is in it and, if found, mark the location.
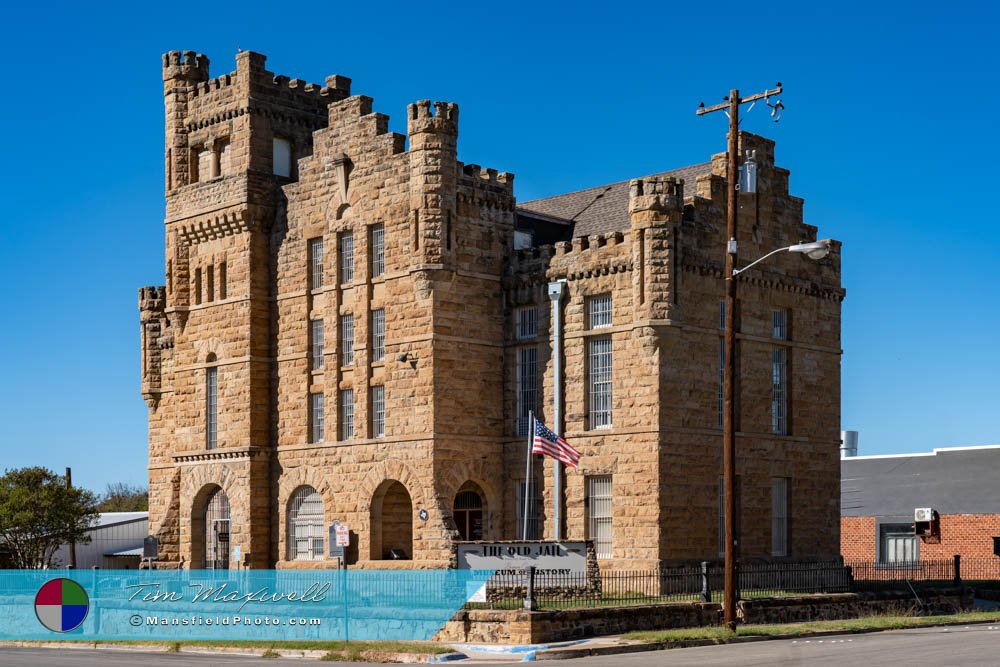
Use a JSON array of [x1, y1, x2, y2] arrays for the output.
[[466, 556, 998, 610]]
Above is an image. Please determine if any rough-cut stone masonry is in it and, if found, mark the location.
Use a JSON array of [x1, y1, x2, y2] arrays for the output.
[[141, 50, 844, 570]]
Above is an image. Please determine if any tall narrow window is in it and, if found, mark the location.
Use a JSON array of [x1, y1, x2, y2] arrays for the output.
[[273, 137, 292, 178], [771, 348, 788, 435], [205, 365, 218, 450], [339, 389, 354, 441], [308, 238, 324, 290], [287, 486, 324, 561], [371, 385, 385, 438], [340, 314, 354, 366], [772, 309, 789, 341], [371, 224, 385, 278], [310, 319, 324, 371], [194, 268, 203, 305], [771, 477, 790, 557], [310, 393, 324, 443], [206, 265, 215, 302], [586, 475, 612, 559], [588, 294, 613, 328], [218, 261, 227, 300], [516, 346, 537, 437], [218, 140, 232, 175], [588, 337, 613, 429], [339, 232, 354, 284], [371, 309, 385, 362], [516, 480, 541, 540], [515, 306, 537, 340]]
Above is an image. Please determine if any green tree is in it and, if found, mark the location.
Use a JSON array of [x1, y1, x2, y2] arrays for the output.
[[97, 482, 148, 512], [0, 467, 99, 569]]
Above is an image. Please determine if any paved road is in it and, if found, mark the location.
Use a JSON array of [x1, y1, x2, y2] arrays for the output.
[[3, 625, 1000, 666]]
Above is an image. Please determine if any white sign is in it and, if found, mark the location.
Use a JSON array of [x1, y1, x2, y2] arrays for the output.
[[335, 523, 350, 547], [456, 541, 587, 585]]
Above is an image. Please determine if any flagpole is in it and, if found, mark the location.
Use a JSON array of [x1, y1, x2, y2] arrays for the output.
[[523, 411, 533, 540]]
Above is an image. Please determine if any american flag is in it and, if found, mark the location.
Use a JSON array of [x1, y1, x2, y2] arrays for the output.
[[532, 419, 581, 469]]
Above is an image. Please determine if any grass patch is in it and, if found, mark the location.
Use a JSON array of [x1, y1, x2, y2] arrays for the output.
[[261, 648, 281, 659], [624, 610, 1000, 644]]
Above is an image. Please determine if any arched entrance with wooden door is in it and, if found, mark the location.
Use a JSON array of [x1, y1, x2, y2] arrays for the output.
[[453, 482, 486, 541]]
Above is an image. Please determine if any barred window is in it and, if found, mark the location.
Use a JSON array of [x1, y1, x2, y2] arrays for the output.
[[287, 486, 324, 561], [771, 348, 788, 435], [205, 365, 218, 450], [880, 523, 918, 563], [586, 475, 612, 559], [339, 232, 354, 284], [310, 319, 324, 371], [340, 314, 354, 366], [372, 309, 385, 362], [588, 294, 612, 328], [515, 346, 537, 437], [310, 392, 324, 443], [371, 224, 385, 278], [771, 477, 789, 557], [308, 238, 324, 290], [516, 480, 541, 540], [515, 306, 538, 340], [372, 385, 385, 438], [588, 337, 613, 429], [772, 309, 789, 341], [339, 389, 354, 441]]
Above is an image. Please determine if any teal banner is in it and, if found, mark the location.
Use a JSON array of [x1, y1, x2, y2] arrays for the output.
[[0, 569, 493, 641]]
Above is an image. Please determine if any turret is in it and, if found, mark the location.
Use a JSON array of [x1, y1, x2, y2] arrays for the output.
[[162, 51, 210, 192], [628, 176, 684, 320], [408, 100, 459, 264]]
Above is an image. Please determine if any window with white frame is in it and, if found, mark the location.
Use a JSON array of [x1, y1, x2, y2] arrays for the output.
[[340, 314, 354, 366], [371, 309, 385, 362], [339, 389, 354, 441], [273, 136, 292, 178], [515, 346, 537, 437], [371, 385, 385, 437], [516, 480, 541, 540], [205, 365, 218, 449], [879, 523, 918, 563], [588, 337, 613, 429], [308, 238, 324, 290], [771, 477, 790, 557], [771, 347, 788, 435], [588, 294, 612, 328], [371, 224, 385, 278], [515, 306, 538, 340], [287, 486, 324, 561], [310, 319, 324, 371], [587, 475, 612, 558], [310, 392, 324, 443], [339, 231, 354, 284]]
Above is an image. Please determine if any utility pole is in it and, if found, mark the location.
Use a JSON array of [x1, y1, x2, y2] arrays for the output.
[[65, 467, 77, 569], [696, 84, 782, 631]]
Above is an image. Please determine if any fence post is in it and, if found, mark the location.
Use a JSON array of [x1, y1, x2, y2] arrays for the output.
[[524, 565, 537, 611], [954, 554, 961, 588], [701, 561, 711, 602]]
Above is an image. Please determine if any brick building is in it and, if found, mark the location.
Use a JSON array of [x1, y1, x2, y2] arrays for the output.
[[842, 446, 1000, 562], [140, 50, 844, 570]]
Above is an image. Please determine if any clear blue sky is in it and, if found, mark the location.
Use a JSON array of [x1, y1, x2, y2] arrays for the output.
[[0, 2, 996, 493]]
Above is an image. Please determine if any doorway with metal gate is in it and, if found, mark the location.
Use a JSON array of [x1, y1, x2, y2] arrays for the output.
[[204, 487, 231, 570]]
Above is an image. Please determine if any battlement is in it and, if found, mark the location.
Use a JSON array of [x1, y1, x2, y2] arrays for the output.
[[407, 100, 459, 137], [139, 285, 167, 312], [163, 51, 210, 83], [515, 230, 627, 264], [628, 176, 684, 215]]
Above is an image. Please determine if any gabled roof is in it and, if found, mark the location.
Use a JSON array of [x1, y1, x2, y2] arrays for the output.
[[517, 163, 712, 238]]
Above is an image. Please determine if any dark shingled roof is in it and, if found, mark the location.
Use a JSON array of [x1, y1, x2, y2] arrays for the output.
[[841, 446, 1000, 518], [517, 163, 713, 238]]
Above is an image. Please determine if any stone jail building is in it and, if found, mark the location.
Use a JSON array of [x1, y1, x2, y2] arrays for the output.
[[140, 50, 845, 570]]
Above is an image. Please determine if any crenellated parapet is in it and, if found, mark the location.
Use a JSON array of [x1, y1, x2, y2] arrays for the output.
[[407, 100, 459, 137], [628, 177, 684, 320], [508, 230, 632, 289], [162, 50, 210, 83]]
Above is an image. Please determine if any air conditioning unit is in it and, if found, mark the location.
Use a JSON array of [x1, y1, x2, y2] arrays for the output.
[[915, 508, 935, 522], [915, 508, 941, 543]]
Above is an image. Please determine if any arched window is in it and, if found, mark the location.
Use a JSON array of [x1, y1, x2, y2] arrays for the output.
[[454, 487, 484, 541], [287, 486, 324, 561]]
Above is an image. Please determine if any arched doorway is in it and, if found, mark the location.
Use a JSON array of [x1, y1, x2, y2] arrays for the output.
[[203, 487, 231, 570], [371, 480, 412, 560], [453, 482, 486, 541]]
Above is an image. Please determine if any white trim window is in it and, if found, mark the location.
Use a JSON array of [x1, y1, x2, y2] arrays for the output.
[[340, 314, 354, 366], [515, 346, 537, 437], [310, 319, 324, 371], [588, 337, 613, 429], [371, 224, 385, 278], [515, 306, 538, 340], [586, 475, 612, 559], [339, 389, 354, 441], [372, 385, 385, 438], [205, 366, 218, 449], [879, 523, 918, 563], [287, 486, 324, 561], [339, 231, 354, 284], [372, 309, 385, 362], [771, 477, 789, 557], [588, 294, 612, 329], [310, 392, 324, 443], [308, 238, 324, 290]]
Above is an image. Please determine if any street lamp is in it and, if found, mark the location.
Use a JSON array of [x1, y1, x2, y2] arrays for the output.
[[733, 239, 833, 277]]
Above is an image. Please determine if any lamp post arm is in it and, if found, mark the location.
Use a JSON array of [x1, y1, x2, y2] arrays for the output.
[[732, 245, 792, 277]]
